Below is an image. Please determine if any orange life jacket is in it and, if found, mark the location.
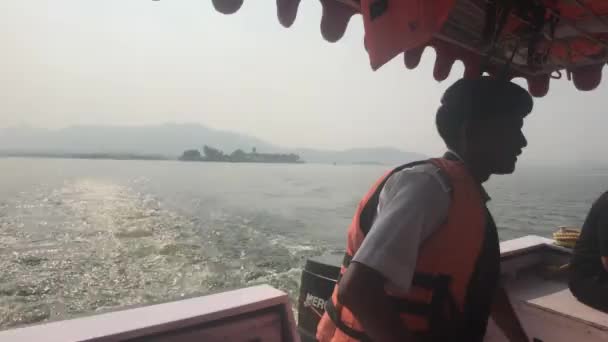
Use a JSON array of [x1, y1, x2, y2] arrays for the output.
[[316, 156, 500, 341]]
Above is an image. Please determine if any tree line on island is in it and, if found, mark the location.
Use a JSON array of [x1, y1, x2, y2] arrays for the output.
[[179, 146, 303, 164]]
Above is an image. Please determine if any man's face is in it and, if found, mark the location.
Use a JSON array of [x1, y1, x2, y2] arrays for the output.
[[467, 114, 527, 175]]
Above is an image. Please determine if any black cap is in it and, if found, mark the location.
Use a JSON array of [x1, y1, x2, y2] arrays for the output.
[[440, 76, 533, 121]]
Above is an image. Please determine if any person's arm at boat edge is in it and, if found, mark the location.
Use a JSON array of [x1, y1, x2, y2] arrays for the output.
[[491, 285, 529, 342], [337, 167, 450, 341], [338, 263, 419, 342]]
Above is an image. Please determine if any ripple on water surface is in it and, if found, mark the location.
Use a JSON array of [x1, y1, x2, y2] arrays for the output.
[[0, 179, 325, 329]]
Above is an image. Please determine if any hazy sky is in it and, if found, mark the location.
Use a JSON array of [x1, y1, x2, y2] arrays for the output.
[[1, 1, 607, 163]]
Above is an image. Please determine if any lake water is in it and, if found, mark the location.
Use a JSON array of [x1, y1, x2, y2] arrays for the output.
[[0, 158, 606, 329]]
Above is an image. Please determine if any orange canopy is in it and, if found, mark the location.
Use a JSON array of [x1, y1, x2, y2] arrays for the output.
[[212, 0, 608, 97]]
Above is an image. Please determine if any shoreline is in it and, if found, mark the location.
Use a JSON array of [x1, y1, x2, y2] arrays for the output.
[[0, 153, 306, 164], [0, 152, 170, 162]]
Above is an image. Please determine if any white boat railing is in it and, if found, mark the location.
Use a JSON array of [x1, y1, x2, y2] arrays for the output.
[[0, 284, 299, 342]]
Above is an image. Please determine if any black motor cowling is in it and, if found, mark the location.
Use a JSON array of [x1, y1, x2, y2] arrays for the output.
[[297, 253, 342, 342]]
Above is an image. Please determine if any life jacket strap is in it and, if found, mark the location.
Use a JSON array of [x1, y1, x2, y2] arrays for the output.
[[333, 253, 462, 338], [325, 299, 373, 342], [326, 296, 441, 341], [427, 274, 462, 339], [340, 253, 449, 291]]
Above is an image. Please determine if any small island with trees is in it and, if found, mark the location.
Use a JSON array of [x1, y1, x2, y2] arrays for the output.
[[179, 146, 303, 164]]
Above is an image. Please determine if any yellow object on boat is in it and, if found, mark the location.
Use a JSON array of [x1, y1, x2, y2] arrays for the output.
[[553, 227, 581, 248]]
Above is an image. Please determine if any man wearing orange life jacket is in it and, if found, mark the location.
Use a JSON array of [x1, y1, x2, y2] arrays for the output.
[[317, 77, 533, 342]]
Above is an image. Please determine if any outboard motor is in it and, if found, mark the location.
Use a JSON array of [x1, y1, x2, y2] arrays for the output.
[[297, 253, 342, 342]]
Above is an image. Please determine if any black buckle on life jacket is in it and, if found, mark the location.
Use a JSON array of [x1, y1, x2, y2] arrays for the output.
[[343, 253, 353, 269], [335, 253, 353, 284], [392, 273, 457, 319]]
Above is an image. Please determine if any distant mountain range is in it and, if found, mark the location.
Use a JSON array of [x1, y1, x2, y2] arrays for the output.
[[0, 124, 426, 165]]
